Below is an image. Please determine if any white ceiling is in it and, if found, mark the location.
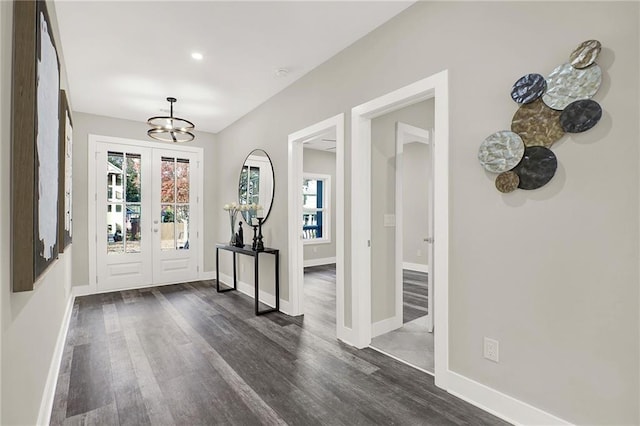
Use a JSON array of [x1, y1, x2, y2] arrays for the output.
[[303, 128, 336, 152], [54, 1, 413, 134]]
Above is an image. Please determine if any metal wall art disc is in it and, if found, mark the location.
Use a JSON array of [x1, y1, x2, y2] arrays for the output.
[[570, 40, 601, 69], [513, 146, 558, 190], [511, 99, 564, 148], [511, 73, 546, 104], [542, 63, 602, 110], [478, 131, 525, 173], [560, 99, 602, 133], [495, 171, 520, 193]]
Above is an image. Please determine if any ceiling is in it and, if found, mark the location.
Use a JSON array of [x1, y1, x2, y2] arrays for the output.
[[303, 128, 337, 152], [54, 1, 414, 134]]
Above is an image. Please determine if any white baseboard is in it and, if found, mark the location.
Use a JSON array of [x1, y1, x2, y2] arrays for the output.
[[303, 257, 336, 267], [200, 271, 216, 281], [37, 293, 75, 426], [403, 262, 428, 273], [371, 314, 403, 338], [337, 326, 355, 346], [446, 370, 572, 425], [218, 272, 292, 315]]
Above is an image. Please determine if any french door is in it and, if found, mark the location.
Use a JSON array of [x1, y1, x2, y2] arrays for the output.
[[95, 139, 201, 291]]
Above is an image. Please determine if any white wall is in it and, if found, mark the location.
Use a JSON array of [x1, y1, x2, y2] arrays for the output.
[[1, 1, 75, 424], [71, 112, 218, 286], [303, 148, 336, 264], [215, 2, 639, 424]]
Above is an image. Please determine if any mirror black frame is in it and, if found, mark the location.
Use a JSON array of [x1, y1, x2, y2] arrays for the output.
[[238, 149, 275, 224]]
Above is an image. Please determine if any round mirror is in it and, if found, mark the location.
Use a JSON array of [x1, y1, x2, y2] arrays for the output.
[[238, 149, 275, 224]]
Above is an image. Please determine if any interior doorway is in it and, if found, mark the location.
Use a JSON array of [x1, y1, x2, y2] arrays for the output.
[[88, 135, 204, 293], [350, 71, 449, 388], [370, 120, 434, 374], [287, 114, 347, 341]]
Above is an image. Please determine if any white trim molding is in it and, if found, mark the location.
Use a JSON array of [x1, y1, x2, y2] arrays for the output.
[[371, 315, 402, 338], [218, 272, 293, 316], [350, 71, 449, 372], [288, 114, 346, 342], [303, 257, 336, 267], [446, 372, 573, 425], [37, 293, 75, 426], [402, 262, 428, 273]]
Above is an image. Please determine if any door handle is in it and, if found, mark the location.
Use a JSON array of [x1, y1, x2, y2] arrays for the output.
[[153, 228, 159, 233], [424, 237, 433, 243]]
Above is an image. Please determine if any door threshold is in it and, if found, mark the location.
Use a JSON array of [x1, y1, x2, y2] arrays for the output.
[[367, 345, 434, 376]]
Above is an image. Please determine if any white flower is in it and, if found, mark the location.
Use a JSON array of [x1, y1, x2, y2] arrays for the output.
[[223, 204, 230, 210]]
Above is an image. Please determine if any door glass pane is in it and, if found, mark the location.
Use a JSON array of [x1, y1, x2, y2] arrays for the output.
[[107, 204, 124, 253], [161, 157, 175, 203], [176, 205, 190, 250], [126, 154, 141, 202], [125, 204, 141, 253], [160, 204, 175, 250], [176, 159, 190, 203], [107, 152, 124, 201]]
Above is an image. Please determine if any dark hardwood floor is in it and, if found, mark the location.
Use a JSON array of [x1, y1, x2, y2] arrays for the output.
[[50, 277, 508, 425], [403, 269, 428, 324]]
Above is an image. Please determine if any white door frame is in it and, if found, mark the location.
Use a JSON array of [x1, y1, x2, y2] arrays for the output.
[[351, 70, 449, 388], [395, 122, 433, 333], [88, 134, 204, 294], [288, 114, 348, 342]]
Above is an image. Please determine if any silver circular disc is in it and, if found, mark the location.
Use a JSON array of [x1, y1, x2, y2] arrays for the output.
[[478, 131, 525, 173], [542, 63, 602, 110]]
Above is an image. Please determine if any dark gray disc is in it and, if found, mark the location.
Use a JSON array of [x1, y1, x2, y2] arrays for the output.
[[510, 73, 546, 104], [513, 146, 557, 190], [560, 99, 602, 133]]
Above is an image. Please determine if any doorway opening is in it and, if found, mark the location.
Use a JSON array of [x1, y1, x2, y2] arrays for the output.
[[350, 71, 449, 388], [288, 114, 347, 341], [370, 119, 434, 374]]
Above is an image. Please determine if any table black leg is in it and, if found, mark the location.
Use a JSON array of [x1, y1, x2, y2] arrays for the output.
[[216, 247, 220, 291], [233, 252, 237, 289], [254, 252, 260, 315], [216, 247, 236, 293], [275, 251, 280, 311]]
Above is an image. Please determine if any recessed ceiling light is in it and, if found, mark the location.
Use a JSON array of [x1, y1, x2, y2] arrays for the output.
[[191, 52, 203, 61]]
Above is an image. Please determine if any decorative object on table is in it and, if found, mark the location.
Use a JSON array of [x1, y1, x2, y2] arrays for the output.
[[11, 0, 61, 292], [478, 39, 605, 193], [255, 218, 265, 251], [234, 221, 244, 247], [223, 202, 248, 245], [238, 149, 275, 224], [252, 223, 258, 250], [147, 97, 195, 143]]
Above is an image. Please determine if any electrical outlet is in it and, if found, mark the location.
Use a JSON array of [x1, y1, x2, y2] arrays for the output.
[[484, 337, 499, 363], [417, 249, 422, 257]]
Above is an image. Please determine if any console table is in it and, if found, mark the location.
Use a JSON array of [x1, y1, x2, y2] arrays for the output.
[[215, 244, 280, 315]]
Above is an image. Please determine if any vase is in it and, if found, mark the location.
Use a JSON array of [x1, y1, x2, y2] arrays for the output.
[[229, 212, 237, 246]]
